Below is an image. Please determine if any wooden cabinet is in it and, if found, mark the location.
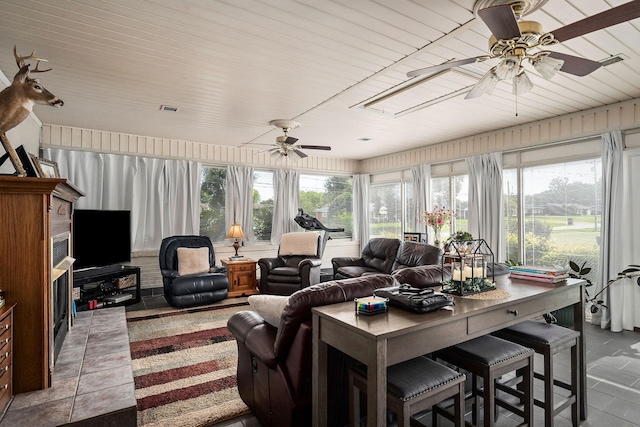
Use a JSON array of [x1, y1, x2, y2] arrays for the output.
[[0, 177, 83, 394], [0, 304, 15, 416], [222, 259, 258, 297]]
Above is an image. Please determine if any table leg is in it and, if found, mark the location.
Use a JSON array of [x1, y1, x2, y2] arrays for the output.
[[366, 340, 387, 427], [574, 291, 588, 420], [313, 314, 328, 427]]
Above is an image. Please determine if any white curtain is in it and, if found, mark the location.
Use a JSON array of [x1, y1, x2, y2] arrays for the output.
[[411, 164, 431, 233], [595, 131, 630, 331], [466, 153, 504, 260], [43, 148, 201, 252], [353, 174, 370, 252], [271, 168, 300, 244], [225, 165, 254, 242]]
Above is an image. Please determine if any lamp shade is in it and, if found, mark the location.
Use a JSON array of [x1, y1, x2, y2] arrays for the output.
[[226, 224, 246, 240], [532, 55, 564, 80], [466, 68, 499, 99], [494, 56, 520, 80], [512, 71, 533, 95]]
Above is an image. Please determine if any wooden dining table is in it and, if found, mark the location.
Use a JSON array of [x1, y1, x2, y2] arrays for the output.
[[312, 275, 587, 427]]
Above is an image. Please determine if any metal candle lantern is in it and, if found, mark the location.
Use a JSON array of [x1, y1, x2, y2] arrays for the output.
[[441, 239, 495, 296]]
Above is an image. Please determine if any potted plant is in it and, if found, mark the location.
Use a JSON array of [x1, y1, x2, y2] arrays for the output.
[[443, 230, 473, 253], [547, 261, 640, 327]]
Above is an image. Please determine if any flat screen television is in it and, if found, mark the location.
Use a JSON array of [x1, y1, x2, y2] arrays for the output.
[[72, 209, 131, 270]]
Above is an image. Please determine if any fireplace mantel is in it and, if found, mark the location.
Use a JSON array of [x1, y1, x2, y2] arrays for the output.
[[0, 176, 83, 393]]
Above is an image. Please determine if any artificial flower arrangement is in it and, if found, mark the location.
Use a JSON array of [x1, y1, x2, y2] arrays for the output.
[[420, 205, 455, 244]]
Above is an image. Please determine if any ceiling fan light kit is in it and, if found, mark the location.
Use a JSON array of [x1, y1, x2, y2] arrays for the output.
[[494, 55, 521, 80], [531, 54, 564, 79], [512, 71, 533, 95], [264, 119, 331, 162], [407, 0, 640, 100], [472, 68, 500, 97]]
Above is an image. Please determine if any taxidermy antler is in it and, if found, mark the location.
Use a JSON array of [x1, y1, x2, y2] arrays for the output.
[[0, 45, 64, 132]]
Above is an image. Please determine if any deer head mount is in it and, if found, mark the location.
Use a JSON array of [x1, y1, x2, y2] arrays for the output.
[[0, 45, 64, 132]]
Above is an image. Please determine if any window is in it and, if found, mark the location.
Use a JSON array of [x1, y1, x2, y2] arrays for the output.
[[369, 183, 402, 238], [200, 166, 227, 242], [521, 159, 601, 278], [253, 170, 274, 241], [404, 182, 417, 232], [299, 174, 352, 238], [452, 175, 468, 233]]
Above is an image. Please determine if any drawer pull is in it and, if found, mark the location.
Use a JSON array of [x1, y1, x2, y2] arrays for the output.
[[508, 309, 519, 316]]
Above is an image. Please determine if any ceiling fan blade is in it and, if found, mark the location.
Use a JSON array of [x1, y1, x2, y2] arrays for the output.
[[478, 4, 521, 40], [464, 85, 486, 100], [551, 0, 640, 42], [285, 136, 298, 145], [548, 52, 602, 76], [407, 57, 480, 78], [298, 145, 331, 151], [293, 149, 308, 159]]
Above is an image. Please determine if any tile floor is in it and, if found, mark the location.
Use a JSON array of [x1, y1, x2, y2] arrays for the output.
[[1, 307, 136, 426], [128, 295, 640, 427]]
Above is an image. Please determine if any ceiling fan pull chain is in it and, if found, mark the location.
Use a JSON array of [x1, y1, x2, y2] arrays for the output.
[[515, 92, 519, 117]]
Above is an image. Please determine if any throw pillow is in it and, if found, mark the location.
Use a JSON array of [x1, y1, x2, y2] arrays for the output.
[[279, 232, 319, 256], [177, 247, 210, 276], [248, 294, 290, 328]]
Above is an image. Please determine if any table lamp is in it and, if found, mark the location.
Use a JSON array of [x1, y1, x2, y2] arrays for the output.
[[226, 223, 246, 260]]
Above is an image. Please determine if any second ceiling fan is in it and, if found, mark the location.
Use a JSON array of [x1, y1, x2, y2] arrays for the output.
[[406, 0, 640, 98], [266, 119, 331, 161]]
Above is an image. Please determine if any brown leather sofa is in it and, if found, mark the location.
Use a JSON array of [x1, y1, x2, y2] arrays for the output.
[[331, 237, 401, 279], [332, 238, 442, 280], [392, 240, 441, 270], [227, 274, 398, 427]]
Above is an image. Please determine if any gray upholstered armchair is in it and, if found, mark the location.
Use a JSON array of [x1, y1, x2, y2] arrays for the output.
[[258, 232, 323, 295]]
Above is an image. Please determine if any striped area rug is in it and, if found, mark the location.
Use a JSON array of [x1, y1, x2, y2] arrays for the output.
[[126, 298, 252, 427]]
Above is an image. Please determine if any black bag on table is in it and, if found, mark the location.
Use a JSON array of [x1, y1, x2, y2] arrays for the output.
[[374, 284, 454, 313]]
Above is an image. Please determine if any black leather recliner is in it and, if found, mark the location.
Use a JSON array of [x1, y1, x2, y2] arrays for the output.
[[258, 232, 323, 295], [159, 235, 229, 308]]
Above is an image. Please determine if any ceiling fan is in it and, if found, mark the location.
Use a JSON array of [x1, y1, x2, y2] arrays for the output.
[[264, 119, 331, 161], [407, 0, 640, 99]]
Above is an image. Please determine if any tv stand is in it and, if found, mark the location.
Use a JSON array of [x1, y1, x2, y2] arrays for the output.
[[73, 265, 141, 311]]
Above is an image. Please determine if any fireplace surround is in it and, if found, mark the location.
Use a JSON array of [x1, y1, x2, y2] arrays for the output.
[[0, 176, 83, 393]]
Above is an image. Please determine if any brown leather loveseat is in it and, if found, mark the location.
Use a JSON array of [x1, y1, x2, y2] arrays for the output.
[[332, 238, 442, 280], [227, 274, 398, 427]]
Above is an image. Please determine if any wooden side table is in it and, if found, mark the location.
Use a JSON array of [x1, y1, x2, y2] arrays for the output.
[[221, 259, 259, 297]]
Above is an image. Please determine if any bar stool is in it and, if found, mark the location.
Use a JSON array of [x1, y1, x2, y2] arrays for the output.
[[349, 356, 466, 427], [435, 335, 534, 427], [493, 320, 580, 427]]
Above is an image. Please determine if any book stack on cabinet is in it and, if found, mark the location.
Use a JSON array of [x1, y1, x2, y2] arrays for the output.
[[509, 265, 569, 283]]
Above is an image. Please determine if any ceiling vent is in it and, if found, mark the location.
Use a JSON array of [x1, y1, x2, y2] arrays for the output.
[[160, 105, 179, 112], [600, 54, 628, 67]]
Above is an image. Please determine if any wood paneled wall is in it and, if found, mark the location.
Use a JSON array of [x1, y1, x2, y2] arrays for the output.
[[360, 98, 640, 173], [41, 125, 359, 174], [41, 98, 640, 176]]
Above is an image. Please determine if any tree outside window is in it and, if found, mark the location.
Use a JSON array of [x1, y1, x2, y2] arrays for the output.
[[200, 167, 227, 242]]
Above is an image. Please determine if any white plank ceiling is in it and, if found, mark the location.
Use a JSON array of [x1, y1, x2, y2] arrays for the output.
[[0, 0, 639, 160]]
